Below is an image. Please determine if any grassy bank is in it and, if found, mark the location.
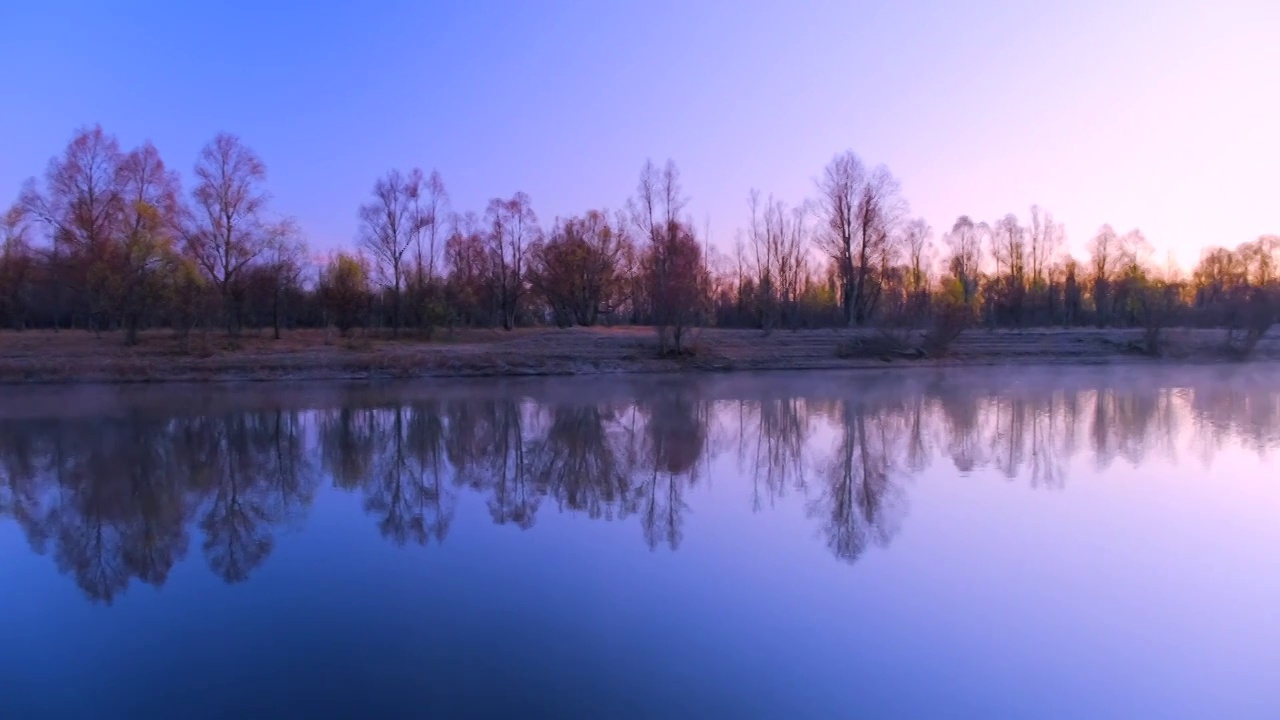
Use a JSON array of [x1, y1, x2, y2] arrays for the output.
[[0, 326, 1277, 384]]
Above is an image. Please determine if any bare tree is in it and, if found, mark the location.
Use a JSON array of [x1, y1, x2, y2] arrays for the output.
[[644, 221, 707, 354], [747, 189, 775, 329], [20, 125, 125, 329], [1239, 235, 1280, 288], [944, 215, 983, 306], [442, 210, 491, 326], [1088, 224, 1119, 326], [115, 142, 183, 344], [1028, 205, 1064, 322], [186, 133, 278, 334], [632, 159, 685, 247], [1119, 229, 1153, 275], [112, 144, 180, 343], [816, 152, 905, 326], [528, 209, 627, 326], [1028, 206, 1063, 289], [902, 217, 932, 319], [263, 220, 308, 340], [816, 152, 864, 325], [20, 127, 191, 341], [359, 169, 416, 335], [0, 204, 36, 330], [989, 213, 1027, 324], [631, 160, 706, 352], [745, 191, 809, 331], [771, 199, 808, 330], [406, 169, 449, 332], [420, 170, 449, 284], [485, 192, 537, 330]]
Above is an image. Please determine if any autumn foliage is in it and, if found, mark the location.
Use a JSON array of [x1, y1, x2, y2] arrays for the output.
[[319, 252, 370, 336]]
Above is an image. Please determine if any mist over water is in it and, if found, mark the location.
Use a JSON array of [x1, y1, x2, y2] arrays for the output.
[[2, 367, 1278, 718]]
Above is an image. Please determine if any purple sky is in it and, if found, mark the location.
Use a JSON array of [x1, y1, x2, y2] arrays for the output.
[[3, 0, 1277, 268]]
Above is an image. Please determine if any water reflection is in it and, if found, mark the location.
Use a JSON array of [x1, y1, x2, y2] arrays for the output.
[[1, 369, 1277, 602]]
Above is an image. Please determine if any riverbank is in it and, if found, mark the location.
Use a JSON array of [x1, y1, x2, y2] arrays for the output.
[[0, 326, 1277, 384]]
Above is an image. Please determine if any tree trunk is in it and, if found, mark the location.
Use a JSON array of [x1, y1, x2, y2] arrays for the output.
[[124, 313, 139, 346], [392, 270, 401, 338], [273, 289, 282, 340], [224, 286, 236, 336]]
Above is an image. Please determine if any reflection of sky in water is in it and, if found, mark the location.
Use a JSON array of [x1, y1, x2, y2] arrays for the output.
[[1, 367, 1278, 718]]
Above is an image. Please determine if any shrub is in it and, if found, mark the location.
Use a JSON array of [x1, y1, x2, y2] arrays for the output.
[[1221, 288, 1275, 360], [921, 302, 970, 358], [319, 253, 371, 337]]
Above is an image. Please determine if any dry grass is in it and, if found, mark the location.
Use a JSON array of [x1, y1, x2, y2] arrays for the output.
[[0, 324, 1277, 384], [835, 330, 920, 361]]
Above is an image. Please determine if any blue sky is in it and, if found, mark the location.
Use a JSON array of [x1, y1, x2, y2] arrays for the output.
[[3, 0, 1277, 267]]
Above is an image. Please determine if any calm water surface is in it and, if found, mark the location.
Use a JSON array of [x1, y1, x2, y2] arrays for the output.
[[1, 367, 1278, 719]]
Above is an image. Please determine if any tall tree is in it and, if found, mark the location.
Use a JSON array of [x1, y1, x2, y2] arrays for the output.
[[359, 169, 417, 335], [817, 152, 905, 326], [816, 152, 864, 325], [1239, 235, 1280, 288], [745, 192, 808, 330], [1028, 206, 1063, 289], [116, 142, 183, 344], [262, 221, 308, 339], [1028, 206, 1065, 322], [1194, 247, 1245, 297], [485, 193, 537, 330], [989, 213, 1027, 325], [407, 169, 449, 332], [0, 204, 36, 329], [902, 217, 932, 319], [1114, 228, 1154, 323], [443, 211, 491, 326], [529, 210, 627, 327], [410, 169, 448, 287], [770, 198, 808, 330], [944, 215, 983, 308], [645, 224, 707, 353], [1088, 224, 1119, 326], [319, 252, 370, 336], [746, 189, 775, 329], [21, 125, 126, 329], [631, 160, 706, 352], [186, 133, 278, 334]]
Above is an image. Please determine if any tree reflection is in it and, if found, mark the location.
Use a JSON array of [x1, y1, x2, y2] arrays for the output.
[[0, 370, 1276, 602], [323, 403, 458, 546], [636, 388, 707, 550], [188, 411, 317, 583], [0, 409, 317, 601], [0, 420, 52, 538], [483, 400, 539, 528], [320, 407, 379, 491], [1190, 381, 1280, 455], [810, 398, 907, 564], [41, 415, 191, 602], [738, 397, 810, 511], [528, 404, 635, 520], [402, 402, 456, 545], [938, 388, 985, 473]]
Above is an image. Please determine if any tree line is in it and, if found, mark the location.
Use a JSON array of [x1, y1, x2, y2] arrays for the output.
[[3, 125, 1277, 347]]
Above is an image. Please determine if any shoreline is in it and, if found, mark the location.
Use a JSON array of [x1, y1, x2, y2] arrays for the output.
[[0, 326, 1277, 385]]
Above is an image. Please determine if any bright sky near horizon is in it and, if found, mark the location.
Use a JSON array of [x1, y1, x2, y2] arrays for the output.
[[3, 0, 1277, 269]]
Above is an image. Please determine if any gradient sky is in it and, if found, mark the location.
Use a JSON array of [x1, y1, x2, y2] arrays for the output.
[[3, 0, 1277, 268]]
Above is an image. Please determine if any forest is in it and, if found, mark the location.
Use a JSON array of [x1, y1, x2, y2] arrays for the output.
[[2, 125, 1277, 355]]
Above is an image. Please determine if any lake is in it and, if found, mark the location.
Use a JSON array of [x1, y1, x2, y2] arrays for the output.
[[1, 367, 1278, 719]]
